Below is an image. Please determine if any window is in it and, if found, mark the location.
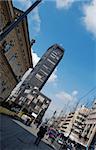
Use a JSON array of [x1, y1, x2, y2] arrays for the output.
[[45, 100, 50, 104], [33, 98, 38, 104], [9, 54, 17, 62], [4, 43, 11, 52], [35, 70, 47, 81], [52, 51, 57, 55], [43, 64, 48, 69], [42, 104, 47, 109], [35, 105, 40, 110], [50, 54, 56, 59], [38, 95, 44, 102], [3, 41, 13, 52], [47, 58, 55, 65], [30, 102, 36, 109], [40, 69, 48, 76], [35, 73, 43, 82], [42, 65, 51, 73], [37, 101, 43, 107]]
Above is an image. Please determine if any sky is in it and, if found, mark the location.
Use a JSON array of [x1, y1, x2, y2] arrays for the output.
[[13, 0, 96, 118]]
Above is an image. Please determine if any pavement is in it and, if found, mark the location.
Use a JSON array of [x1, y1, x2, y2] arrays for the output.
[[13, 119, 56, 149], [0, 114, 56, 150]]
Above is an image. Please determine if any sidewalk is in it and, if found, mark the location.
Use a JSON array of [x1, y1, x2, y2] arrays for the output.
[[13, 119, 56, 149], [0, 115, 55, 150]]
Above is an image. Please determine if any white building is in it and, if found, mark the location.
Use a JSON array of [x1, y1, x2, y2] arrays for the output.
[[82, 100, 96, 149], [57, 106, 89, 144]]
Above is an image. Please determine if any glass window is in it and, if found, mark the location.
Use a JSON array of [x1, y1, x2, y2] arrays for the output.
[[4, 43, 11, 52], [9, 54, 17, 62], [33, 98, 38, 104], [47, 58, 55, 65], [38, 95, 44, 102], [40, 69, 48, 76]]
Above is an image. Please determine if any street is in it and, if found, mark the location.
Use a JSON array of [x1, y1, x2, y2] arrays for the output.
[[0, 114, 55, 150]]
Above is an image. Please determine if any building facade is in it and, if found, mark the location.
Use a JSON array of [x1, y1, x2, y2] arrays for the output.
[[0, 1, 33, 102], [57, 106, 89, 141], [58, 112, 75, 137], [13, 89, 51, 123], [82, 100, 96, 149], [69, 106, 90, 148]]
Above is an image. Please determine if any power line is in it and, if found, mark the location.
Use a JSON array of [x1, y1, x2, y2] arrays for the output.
[[78, 86, 96, 102], [75, 86, 96, 108]]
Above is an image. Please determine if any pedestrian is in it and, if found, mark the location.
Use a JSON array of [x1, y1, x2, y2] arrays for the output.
[[34, 124, 47, 146]]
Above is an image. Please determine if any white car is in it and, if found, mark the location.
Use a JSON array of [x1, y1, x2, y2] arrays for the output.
[[21, 114, 31, 125]]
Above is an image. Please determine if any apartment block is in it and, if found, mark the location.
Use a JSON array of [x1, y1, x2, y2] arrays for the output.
[[57, 106, 89, 141], [82, 100, 96, 149], [59, 112, 75, 137], [13, 88, 51, 123]]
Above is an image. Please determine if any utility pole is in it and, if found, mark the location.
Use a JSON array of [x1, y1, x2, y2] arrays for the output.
[[0, 0, 42, 41]]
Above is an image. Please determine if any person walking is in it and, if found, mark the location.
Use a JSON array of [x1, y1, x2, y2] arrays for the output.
[[34, 124, 47, 146]]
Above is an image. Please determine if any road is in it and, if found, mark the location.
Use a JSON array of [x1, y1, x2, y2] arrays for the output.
[[0, 114, 55, 150]]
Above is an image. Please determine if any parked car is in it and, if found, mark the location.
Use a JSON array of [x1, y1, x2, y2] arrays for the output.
[[57, 137, 64, 145], [47, 128, 57, 143], [57, 133, 64, 145], [21, 114, 32, 125]]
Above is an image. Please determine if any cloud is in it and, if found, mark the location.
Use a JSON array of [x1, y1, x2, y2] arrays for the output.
[[56, 0, 75, 9], [72, 90, 78, 96], [44, 101, 62, 120], [31, 50, 40, 67], [82, 0, 96, 38], [56, 91, 73, 101], [44, 90, 79, 119], [31, 7, 41, 33], [56, 90, 78, 112], [14, 0, 32, 10]]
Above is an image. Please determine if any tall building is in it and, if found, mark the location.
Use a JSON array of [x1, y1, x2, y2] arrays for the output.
[[12, 44, 64, 106], [82, 100, 96, 149], [22, 44, 64, 91], [0, 1, 33, 102]]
